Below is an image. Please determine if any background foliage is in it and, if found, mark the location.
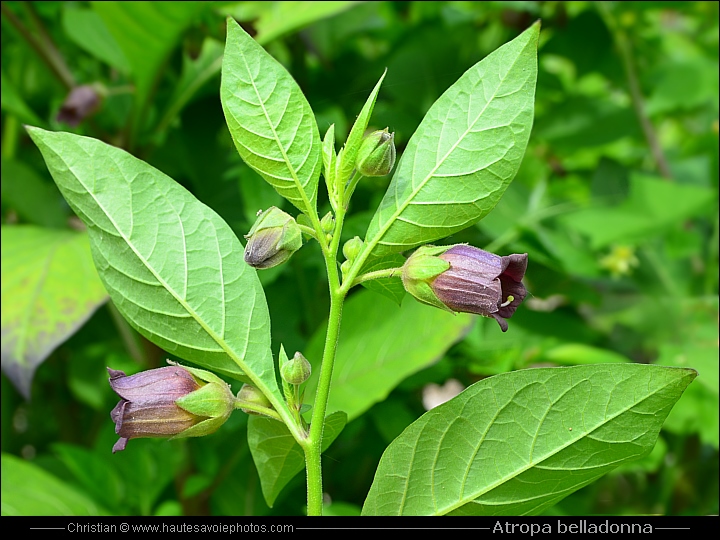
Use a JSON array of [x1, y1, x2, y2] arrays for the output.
[[1, 1, 717, 516]]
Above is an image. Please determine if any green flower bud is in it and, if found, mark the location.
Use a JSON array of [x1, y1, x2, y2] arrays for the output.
[[320, 211, 335, 234], [237, 384, 274, 416], [356, 128, 396, 177], [244, 207, 302, 269], [343, 236, 364, 262], [340, 260, 352, 276], [280, 352, 312, 385]]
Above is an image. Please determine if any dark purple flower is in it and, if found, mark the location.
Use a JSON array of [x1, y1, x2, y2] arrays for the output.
[[57, 85, 101, 126], [402, 244, 528, 332], [434, 245, 527, 331], [108, 366, 201, 453]]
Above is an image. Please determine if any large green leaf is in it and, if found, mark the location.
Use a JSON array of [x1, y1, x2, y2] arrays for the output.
[[221, 17, 322, 216], [304, 291, 473, 421], [247, 412, 347, 507], [1, 453, 108, 516], [1, 226, 107, 398], [362, 364, 697, 516], [25, 127, 281, 404], [364, 22, 539, 258]]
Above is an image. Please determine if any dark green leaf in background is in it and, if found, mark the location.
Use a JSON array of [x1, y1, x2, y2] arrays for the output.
[[61, 5, 130, 73], [364, 22, 539, 257], [1, 453, 108, 516], [221, 18, 322, 217], [1, 226, 107, 398], [363, 364, 697, 516], [1, 159, 67, 228], [25, 127, 279, 403], [305, 291, 473, 421], [92, 2, 205, 140]]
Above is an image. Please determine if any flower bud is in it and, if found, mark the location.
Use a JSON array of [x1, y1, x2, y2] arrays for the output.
[[402, 245, 528, 332], [320, 211, 335, 234], [356, 128, 396, 177], [343, 236, 364, 262], [107, 364, 234, 453], [244, 207, 302, 269], [281, 352, 312, 385], [237, 384, 274, 416]]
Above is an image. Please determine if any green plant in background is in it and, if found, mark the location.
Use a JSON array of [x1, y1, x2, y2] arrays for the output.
[[1, 2, 717, 517]]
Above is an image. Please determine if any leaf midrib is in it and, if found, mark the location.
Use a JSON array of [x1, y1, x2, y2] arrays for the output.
[[364, 38, 530, 259], [46, 143, 272, 396], [433, 373, 686, 516], [235, 41, 315, 216]]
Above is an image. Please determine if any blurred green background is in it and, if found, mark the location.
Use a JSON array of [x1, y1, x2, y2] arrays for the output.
[[1, 1, 717, 516]]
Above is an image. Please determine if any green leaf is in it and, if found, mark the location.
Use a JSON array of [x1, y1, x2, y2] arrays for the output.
[[305, 291, 473, 421], [1, 159, 67, 228], [61, 6, 130, 72], [253, 1, 362, 45], [221, 17, 322, 217], [364, 22, 539, 258], [91, 2, 205, 140], [561, 172, 716, 249], [1, 226, 108, 398], [53, 443, 124, 511], [337, 69, 387, 186], [247, 411, 347, 507], [0, 71, 43, 126], [541, 343, 630, 366], [157, 37, 225, 136], [25, 127, 281, 404], [359, 253, 406, 305], [1, 453, 108, 515], [362, 364, 697, 516]]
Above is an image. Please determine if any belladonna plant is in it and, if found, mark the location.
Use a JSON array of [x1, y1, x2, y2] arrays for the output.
[[25, 17, 697, 516]]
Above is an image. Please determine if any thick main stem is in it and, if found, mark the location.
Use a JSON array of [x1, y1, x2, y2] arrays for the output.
[[304, 287, 344, 515]]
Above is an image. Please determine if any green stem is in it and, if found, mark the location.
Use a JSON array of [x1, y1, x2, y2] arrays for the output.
[[297, 223, 319, 241], [351, 267, 403, 287], [1, 2, 75, 90], [343, 170, 364, 209], [233, 400, 283, 422], [303, 287, 344, 516], [598, 2, 672, 180]]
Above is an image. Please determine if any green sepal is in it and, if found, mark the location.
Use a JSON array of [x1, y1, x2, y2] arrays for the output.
[[176, 379, 234, 419], [400, 245, 454, 313], [176, 362, 231, 386], [171, 415, 229, 440]]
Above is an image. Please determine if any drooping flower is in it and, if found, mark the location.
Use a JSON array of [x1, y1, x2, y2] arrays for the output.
[[57, 85, 102, 126], [402, 244, 528, 332], [108, 364, 234, 453]]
